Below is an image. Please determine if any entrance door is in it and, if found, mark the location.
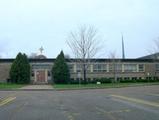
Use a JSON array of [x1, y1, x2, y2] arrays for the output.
[[36, 70, 46, 83]]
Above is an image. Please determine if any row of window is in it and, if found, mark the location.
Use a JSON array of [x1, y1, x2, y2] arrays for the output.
[[69, 64, 145, 73], [156, 64, 159, 71], [71, 77, 159, 81], [30, 64, 159, 76], [31, 71, 51, 77]]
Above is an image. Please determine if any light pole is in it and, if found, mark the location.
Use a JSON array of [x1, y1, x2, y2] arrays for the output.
[[77, 71, 81, 86], [147, 72, 150, 83]]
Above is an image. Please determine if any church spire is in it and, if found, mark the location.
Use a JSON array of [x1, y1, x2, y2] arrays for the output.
[[122, 34, 125, 59]]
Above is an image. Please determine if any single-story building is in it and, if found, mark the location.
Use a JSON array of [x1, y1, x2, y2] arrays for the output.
[[0, 53, 159, 84]]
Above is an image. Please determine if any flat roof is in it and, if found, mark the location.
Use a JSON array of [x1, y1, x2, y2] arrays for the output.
[[0, 58, 158, 63]]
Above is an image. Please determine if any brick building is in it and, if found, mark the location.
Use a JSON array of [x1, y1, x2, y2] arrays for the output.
[[0, 54, 159, 84]]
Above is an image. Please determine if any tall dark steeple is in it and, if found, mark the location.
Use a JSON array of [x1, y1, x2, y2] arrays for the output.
[[122, 34, 125, 59]]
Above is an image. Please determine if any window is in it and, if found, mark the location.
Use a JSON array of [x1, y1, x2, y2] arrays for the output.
[[31, 71, 34, 77], [117, 77, 122, 81], [93, 64, 107, 72], [76, 64, 91, 72], [68, 64, 74, 73], [109, 64, 113, 72], [109, 64, 122, 72], [32, 64, 52, 69], [124, 77, 130, 80], [48, 71, 51, 77], [87, 78, 91, 82], [124, 64, 137, 72], [139, 77, 142, 80], [132, 77, 137, 80], [138, 64, 144, 72], [156, 64, 159, 72], [76, 64, 82, 72], [86, 65, 91, 72], [115, 64, 122, 72]]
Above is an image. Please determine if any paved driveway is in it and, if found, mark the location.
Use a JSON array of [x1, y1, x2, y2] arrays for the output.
[[0, 85, 159, 120]]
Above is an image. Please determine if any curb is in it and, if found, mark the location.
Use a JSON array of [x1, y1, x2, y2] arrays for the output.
[[0, 89, 56, 91]]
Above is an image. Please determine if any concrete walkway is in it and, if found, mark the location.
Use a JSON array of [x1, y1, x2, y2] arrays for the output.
[[20, 85, 53, 90]]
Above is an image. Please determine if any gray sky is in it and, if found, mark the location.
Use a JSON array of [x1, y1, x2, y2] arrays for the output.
[[0, 0, 159, 58]]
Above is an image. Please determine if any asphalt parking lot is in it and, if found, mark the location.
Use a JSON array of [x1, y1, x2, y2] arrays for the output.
[[0, 85, 159, 120]]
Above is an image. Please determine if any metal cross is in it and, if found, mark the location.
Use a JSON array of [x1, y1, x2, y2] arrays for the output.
[[39, 46, 44, 54]]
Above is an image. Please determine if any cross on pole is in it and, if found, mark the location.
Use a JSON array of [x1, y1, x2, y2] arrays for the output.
[[39, 46, 44, 54]]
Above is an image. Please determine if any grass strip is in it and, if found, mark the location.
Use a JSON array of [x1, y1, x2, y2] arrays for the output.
[[54, 82, 159, 90]]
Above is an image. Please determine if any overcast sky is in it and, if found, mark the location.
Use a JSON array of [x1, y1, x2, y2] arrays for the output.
[[0, 0, 159, 58]]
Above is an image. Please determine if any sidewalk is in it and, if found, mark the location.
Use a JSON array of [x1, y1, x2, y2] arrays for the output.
[[19, 85, 53, 90]]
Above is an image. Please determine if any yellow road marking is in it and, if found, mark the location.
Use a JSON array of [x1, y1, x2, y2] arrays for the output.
[[111, 95, 159, 107], [68, 115, 74, 120], [148, 94, 159, 97], [96, 107, 131, 114], [0, 97, 16, 106], [63, 111, 75, 120], [107, 109, 131, 114]]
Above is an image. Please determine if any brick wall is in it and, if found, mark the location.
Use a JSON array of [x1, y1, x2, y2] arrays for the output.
[[0, 63, 12, 83]]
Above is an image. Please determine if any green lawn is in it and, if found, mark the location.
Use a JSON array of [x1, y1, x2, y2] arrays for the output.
[[0, 83, 25, 89], [53, 82, 159, 90]]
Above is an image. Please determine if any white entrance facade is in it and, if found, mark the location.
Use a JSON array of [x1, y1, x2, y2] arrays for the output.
[[31, 63, 52, 84], [34, 70, 48, 84]]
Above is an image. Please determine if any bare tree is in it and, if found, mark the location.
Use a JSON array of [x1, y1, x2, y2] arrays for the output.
[[64, 54, 71, 59], [109, 51, 117, 83], [29, 53, 38, 59], [109, 51, 121, 83], [147, 38, 159, 59], [153, 38, 159, 59], [148, 38, 159, 80], [67, 25, 102, 83], [0, 41, 8, 58]]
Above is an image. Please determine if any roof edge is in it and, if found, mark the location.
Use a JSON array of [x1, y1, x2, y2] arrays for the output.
[[0, 58, 159, 63]]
